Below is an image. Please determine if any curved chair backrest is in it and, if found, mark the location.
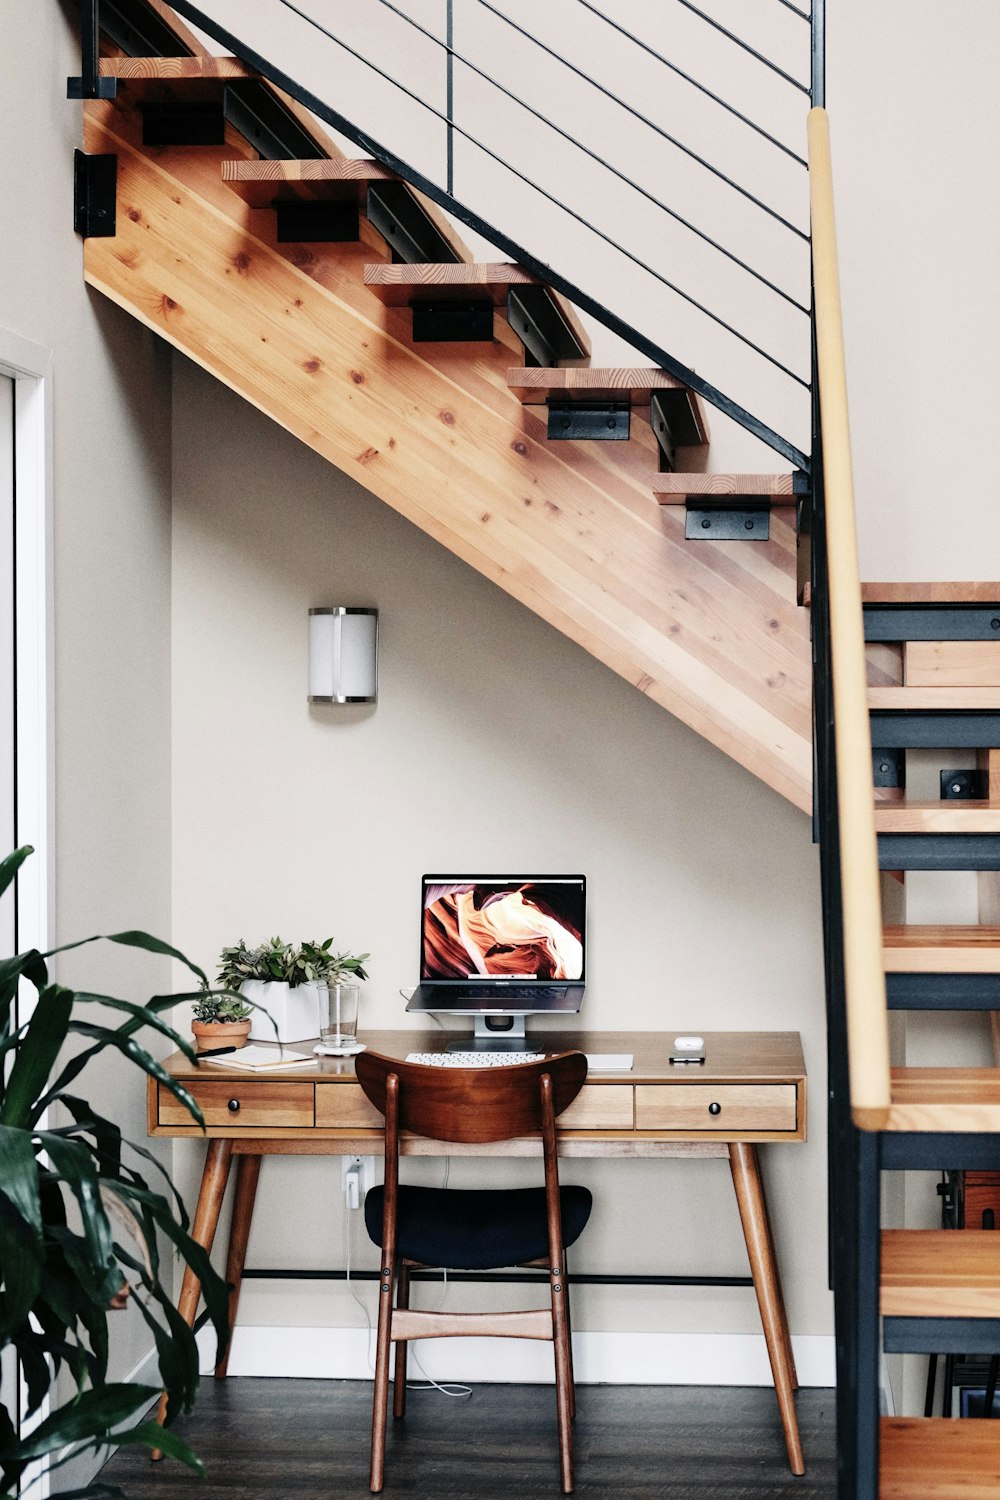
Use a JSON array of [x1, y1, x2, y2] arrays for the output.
[[355, 1051, 588, 1143]]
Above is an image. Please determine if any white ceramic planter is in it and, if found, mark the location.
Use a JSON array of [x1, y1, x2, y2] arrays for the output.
[[242, 980, 325, 1043]]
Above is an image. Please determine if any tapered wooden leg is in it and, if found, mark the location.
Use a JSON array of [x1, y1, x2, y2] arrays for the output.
[[151, 1139, 233, 1458], [370, 1256, 395, 1492], [562, 1250, 576, 1422], [393, 1261, 411, 1419], [215, 1152, 262, 1378], [759, 1172, 798, 1391], [729, 1143, 804, 1477], [550, 1255, 574, 1493]]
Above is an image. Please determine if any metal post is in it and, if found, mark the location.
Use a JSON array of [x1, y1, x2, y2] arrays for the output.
[[811, 0, 826, 107], [446, 0, 455, 195], [67, 0, 117, 99]]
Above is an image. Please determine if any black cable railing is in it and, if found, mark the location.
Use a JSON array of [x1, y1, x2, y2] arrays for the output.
[[74, 0, 823, 468]]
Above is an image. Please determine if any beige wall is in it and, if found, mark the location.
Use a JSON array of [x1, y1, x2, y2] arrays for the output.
[[0, 0, 174, 1477], [170, 357, 831, 1347]]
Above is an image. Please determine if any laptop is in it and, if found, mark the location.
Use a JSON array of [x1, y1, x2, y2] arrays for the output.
[[405, 874, 586, 1015]]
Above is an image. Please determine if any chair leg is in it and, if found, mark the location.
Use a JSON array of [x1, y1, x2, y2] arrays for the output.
[[550, 1254, 574, 1493], [370, 1255, 396, 1493], [393, 1261, 411, 1420], [562, 1250, 577, 1422]]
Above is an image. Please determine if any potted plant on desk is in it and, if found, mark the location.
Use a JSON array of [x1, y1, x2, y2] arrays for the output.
[[217, 937, 370, 1044], [190, 984, 253, 1052]]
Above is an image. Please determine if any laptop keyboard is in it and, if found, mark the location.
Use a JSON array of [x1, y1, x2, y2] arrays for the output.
[[435, 985, 569, 1002]]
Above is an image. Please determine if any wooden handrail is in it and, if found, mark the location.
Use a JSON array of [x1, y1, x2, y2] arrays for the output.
[[808, 108, 891, 1130]]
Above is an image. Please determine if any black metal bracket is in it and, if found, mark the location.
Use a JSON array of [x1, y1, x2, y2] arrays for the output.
[[275, 200, 359, 243], [411, 300, 495, 343], [885, 1317, 1000, 1356], [864, 606, 1000, 643], [67, 75, 117, 100], [873, 747, 905, 789], [887, 972, 1000, 1010], [73, 149, 117, 238], [878, 834, 1000, 871], [547, 403, 630, 441], [871, 713, 1000, 749], [506, 286, 587, 368], [941, 768, 986, 800], [139, 101, 226, 147], [685, 506, 770, 541], [366, 182, 462, 265], [649, 389, 707, 468]]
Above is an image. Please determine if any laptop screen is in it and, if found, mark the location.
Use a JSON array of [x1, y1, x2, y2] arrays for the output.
[[421, 875, 586, 982]]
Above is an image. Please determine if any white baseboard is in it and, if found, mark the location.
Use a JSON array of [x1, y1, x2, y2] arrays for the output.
[[198, 1325, 835, 1388]]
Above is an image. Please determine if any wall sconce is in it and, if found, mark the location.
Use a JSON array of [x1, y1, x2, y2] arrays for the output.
[[308, 607, 379, 704]]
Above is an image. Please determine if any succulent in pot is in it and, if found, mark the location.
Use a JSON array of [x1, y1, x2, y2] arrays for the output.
[[190, 985, 253, 1051]]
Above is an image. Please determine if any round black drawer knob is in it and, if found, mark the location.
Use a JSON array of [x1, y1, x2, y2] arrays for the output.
[[227, 1098, 241, 1113], [708, 1102, 722, 1116]]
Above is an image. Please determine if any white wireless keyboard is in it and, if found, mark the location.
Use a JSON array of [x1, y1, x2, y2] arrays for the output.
[[405, 1051, 546, 1067]]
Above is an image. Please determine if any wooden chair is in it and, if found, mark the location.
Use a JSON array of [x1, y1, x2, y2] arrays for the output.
[[355, 1050, 592, 1494]]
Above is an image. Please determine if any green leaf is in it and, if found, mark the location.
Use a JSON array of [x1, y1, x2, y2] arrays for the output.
[[0, 1123, 43, 1235], [0, 1194, 43, 1338], [37, 1133, 114, 1279], [0, 846, 32, 900], [114, 1420, 205, 1473], [47, 1024, 205, 1130], [1, 986, 73, 1127], [4, 1384, 160, 1460], [39, 929, 208, 988]]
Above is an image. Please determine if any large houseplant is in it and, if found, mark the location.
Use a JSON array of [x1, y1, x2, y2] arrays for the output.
[[0, 846, 230, 1499]]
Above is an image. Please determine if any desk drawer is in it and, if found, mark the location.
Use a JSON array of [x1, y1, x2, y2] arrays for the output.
[[561, 1084, 634, 1130], [158, 1080, 315, 1129], [635, 1084, 797, 1133], [316, 1083, 384, 1129]]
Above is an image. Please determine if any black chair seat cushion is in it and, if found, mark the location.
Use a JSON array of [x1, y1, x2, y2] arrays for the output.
[[364, 1184, 593, 1271]]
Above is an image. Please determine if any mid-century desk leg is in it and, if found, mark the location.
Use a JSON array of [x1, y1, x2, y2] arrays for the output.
[[215, 1152, 263, 1378], [151, 1138, 233, 1458], [728, 1143, 805, 1477]]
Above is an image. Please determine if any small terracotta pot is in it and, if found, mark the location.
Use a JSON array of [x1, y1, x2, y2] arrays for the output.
[[191, 1018, 252, 1052]]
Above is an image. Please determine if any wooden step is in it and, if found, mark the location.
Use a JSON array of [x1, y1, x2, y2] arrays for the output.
[[905, 641, 1000, 688], [366, 261, 543, 307], [881, 1230, 1000, 1317], [863, 583, 1000, 604], [881, 1417, 1000, 1498], [223, 158, 398, 208], [651, 473, 801, 505], [884, 925, 1000, 972], [99, 54, 255, 98], [869, 686, 1000, 710], [875, 801, 1000, 834], [508, 368, 709, 447], [886, 1068, 1000, 1132]]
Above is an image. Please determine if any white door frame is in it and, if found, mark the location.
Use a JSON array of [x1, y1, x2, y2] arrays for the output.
[[0, 327, 53, 1500]]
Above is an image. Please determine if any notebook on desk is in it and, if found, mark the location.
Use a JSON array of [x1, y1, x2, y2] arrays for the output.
[[405, 874, 586, 1014]]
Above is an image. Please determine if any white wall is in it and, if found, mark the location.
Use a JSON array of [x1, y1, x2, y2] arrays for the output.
[[170, 357, 831, 1363], [0, 1, 174, 1484]]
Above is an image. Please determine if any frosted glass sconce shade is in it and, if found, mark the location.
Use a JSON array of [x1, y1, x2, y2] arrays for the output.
[[308, 608, 378, 704]]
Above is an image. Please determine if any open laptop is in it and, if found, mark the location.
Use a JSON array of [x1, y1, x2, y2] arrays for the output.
[[405, 874, 586, 1017]]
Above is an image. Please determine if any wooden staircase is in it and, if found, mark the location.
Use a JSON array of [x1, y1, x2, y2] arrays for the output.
[[71, 10, 1000, 1494], [79, 47, 814, 810]]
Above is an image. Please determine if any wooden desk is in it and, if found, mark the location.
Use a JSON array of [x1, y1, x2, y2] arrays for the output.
[[149, 1030, 807, 1473]]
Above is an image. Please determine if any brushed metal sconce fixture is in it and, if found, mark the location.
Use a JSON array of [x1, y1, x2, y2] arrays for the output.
[[308, 607, 378, 704]]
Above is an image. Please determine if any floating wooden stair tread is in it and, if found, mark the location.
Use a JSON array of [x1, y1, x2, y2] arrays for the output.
[[862, 582, 1000, 604], [652, 474, 798, 505], [884, 925, 1000, 972], [99, 55, 255, 96], [884, 1068, 1000, 1132], [875, 801, 1000, 834], [508, 368, 709, 446], [366, 262, 538, 306], [869, 686, 1000, 709], [222, 158, 398, 207], [881, 1417, 1000, 1498], [881, 1230, 1000, 1318]]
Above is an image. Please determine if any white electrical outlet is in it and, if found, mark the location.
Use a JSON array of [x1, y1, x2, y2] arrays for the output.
[[341, 1155, 375, 1210]]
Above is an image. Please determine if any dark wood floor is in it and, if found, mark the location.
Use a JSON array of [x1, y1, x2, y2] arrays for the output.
[[97, 1378, 836, 1498]]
